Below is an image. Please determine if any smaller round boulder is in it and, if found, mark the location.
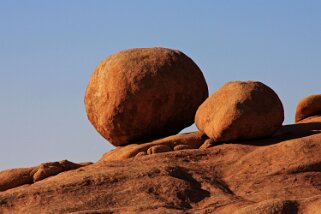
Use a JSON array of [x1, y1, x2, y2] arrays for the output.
[[195, 81, 284, 142], [295, 94, 321, 123]]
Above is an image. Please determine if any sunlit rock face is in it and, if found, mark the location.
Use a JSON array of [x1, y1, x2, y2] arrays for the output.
[[195, 81, 284, 142], [85, 47, 208, 146], [295, 94, 321, 123]]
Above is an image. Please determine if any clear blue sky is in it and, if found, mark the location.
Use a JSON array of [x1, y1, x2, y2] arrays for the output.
[[1, 1, 321, 170]]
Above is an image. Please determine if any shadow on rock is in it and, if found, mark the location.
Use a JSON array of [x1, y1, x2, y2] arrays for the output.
[[224, 121, 321, 147]]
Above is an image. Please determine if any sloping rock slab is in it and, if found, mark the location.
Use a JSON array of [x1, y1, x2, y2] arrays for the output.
[[1, 117, 321, 213]]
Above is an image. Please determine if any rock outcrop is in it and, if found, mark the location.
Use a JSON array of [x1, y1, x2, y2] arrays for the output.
[[85, 47, 208, 146], [0, 116, 321, 213], [2, 44, 320, 213], [195, 81, 284, 142], [0, 160, 91, 192], [295, 94, 321, 123], [99, 131, 208, 162]]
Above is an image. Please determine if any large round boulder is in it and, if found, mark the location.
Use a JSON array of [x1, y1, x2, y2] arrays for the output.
[[295, 94, 321, 123], [195, 81, 284, 142], [85, 47, 208, 146]]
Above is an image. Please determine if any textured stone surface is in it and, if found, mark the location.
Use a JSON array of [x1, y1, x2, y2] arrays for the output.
[[295, 94, 321, 123], [1, 116, 321, 213], [99, 131, 207, 162], [195, 81, 284, 142], [0, 160, 91, 192], [85, 47, 208, 146]]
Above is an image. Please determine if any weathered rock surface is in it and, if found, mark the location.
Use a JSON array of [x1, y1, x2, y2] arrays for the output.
[[99, 131, 208, 162], [195, 81, 284, 142], [85, 47, 208, 146], [0, 160, 91, 192], [295, 94, 321, 123], [1, 116, 321, 213]]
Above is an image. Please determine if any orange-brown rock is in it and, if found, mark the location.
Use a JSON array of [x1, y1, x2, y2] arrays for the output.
[[295, 94, 321, 123], [195, 81, 284, 142], [84, 47, 208, 146], [1, 116, 321, 213], [99, 131, 208, 162], [0, 160, 91, 192]]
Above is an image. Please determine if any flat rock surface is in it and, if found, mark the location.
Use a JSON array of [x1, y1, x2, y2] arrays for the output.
[[1, 116, 321, 213]]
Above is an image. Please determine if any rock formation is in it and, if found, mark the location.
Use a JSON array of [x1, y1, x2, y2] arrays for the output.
[[99, 131, 208, 162], [295, 94, 321, 123], [195, 81, 284, 142], [0, 160, 91, 192], [1, 47, 321, 213], [1, 116, 321, 213], [84, 47, 208, 146]]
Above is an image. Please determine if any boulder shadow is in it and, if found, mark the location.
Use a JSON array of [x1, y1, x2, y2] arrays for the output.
[[217, 122, 321, 147]]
